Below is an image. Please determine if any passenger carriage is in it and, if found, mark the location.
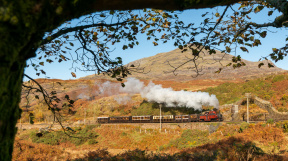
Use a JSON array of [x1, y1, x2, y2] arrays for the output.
[[132, 115, 153, 123], [152, 115, 174, 123], [175, 115, 190, 122], [109, 116, 131, 123], [97, 117, 109, 123]]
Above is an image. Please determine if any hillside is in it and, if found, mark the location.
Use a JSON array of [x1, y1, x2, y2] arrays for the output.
[[82, 47, 286, 81], [20, 47, 288, 123]]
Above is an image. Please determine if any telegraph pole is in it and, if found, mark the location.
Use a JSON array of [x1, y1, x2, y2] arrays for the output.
[[160, 103, 162, 131], [245, 93, 251, 123]]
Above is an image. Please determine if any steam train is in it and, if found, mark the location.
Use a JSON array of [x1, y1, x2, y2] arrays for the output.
[[97, 111, 223, 123]]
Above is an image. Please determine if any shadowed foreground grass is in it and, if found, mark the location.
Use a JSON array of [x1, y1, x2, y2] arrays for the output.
[[71, 137, 286, 161]]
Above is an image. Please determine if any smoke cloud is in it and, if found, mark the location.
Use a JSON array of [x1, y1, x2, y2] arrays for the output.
[[114, 95, 132, 104], [120, 77, 219, 110], [98, 81, 120, 96]]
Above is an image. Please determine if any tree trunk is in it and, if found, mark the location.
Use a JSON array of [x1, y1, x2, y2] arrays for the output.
[[0, 55, 26, 161]]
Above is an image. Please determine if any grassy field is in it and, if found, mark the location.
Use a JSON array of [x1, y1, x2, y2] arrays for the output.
[[14, 121, 288, 160]]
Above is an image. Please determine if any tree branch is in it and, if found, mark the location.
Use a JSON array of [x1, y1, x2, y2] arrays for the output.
[[165, 5, 230, 76], [40, 21, 130, 46]]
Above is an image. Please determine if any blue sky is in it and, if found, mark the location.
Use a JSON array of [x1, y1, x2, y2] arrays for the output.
[[24, 5, 288, 80]]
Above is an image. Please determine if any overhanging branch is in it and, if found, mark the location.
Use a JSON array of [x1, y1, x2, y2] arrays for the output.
[[40, 21, 130, 46]]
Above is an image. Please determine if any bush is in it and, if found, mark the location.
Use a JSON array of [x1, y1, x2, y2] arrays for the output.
[[88, 139, 98, 145], [160, 129, 210, 150], [266, 119, 274, 124], [238, 122, 249, 133], [84, 125, 97, 131], [234, 142, 264, 160], [121, 132, 127, 137], [276, 121, 288, 133], [29, 126, 98, 146], [272, 75, 286, 83], [280, 94, 288, 102]]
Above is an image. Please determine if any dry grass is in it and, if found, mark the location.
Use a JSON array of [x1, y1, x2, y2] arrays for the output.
[[13, 122, 288, 160], [13, 137, 65, 161]]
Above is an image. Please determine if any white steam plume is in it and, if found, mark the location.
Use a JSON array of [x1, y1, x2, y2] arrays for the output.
[[120, 77, 219, 110], [114, 95, 132, 104]]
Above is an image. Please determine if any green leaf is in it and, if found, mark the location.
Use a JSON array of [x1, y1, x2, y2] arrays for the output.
[[71, 72, 76, 78], [226, 46, 231, 53], [240, 47, 249, 53], [237, 39, 243, 44], [268, 11, 273, 16], [254, 6, 264, 13], [272, 48, 278, 52], [268, 63, 274, 68], [258, 63, 264, 68], [260, 31, 267, 38], [215, 68, 222, 74], [39, 62, 44, 66], [46, 59, 53, 63], [40, 70, 46, 75], [253, 39, 261, 46], [122, 45, 128, 50], [201, 12, 208, 17]]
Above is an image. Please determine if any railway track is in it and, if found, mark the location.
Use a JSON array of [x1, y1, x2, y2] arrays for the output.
[[16, 119, 287, 132]]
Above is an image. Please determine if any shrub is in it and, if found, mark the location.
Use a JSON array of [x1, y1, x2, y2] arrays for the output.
[[272, 75, 286, 83], [87, 139, 98, 145], [280, 94, 288, 102], [120, 132, 127, 137], [238, 122, 249, 133], [276, 121, 288, 133], [234, 142, 264, 160], [266, 119, 274, 124], [29, 126, 98, 146], [278, 107, 288, 112], [160, 129, 210, 150]]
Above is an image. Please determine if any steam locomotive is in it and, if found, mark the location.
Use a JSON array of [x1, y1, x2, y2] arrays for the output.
[[97, 111, 223, 123]]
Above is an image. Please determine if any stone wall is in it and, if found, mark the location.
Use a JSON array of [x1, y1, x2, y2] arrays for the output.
[[253, 96, 288, 120]]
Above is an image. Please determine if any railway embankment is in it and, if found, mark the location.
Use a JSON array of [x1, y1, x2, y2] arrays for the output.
[[100, 122, 222, 132], [17, 122, 227, 133]]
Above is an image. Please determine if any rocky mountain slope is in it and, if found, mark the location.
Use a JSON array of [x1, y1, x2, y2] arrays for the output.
[[83, 47, 286, 81]]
